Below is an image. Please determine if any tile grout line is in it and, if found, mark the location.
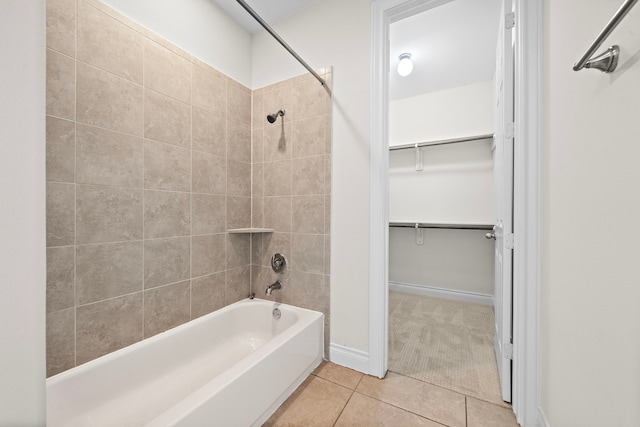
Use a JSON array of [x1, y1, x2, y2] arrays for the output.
[[73, 278, 192, 312], [386, 366, 505, 409], [387, 365, 511, 411], [48, 234, 227, 251], [248, 86, 254, 298], [465, 396, 468, 427], [141, 34, 146, 341], [309, 374, 363, 392], [188, 58, 193, 320], [224, 76, 229, 306], [71, 0, 79, 371], [354, 372, 365, 390], [331, 388, 355, 427], [351, 387, 450, 427]]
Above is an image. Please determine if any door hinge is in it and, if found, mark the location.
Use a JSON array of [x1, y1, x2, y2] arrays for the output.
[[505, 232, 514, 250], [505, 12, 515, 29], [505, 121, 514, 139], [504, 342, 513, 360]]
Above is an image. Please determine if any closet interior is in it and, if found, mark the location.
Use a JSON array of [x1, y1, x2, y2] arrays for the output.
[[387, 0, 506, 405]]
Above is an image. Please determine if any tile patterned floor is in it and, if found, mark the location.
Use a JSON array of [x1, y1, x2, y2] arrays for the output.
[[388, 292, 504, 405], [263, 361, 519, 426]]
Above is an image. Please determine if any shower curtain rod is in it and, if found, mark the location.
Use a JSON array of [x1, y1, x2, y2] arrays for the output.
[[236, 0, 326, 86], [573, 0, 638, 73]]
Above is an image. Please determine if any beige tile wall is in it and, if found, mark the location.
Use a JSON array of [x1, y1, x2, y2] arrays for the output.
[[45, 0, 252, 376], [251, 71, 333, 355]]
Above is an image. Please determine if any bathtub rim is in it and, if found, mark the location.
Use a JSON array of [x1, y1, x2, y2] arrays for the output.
[[46, 297, 322, 388], [146, 300, 324, 426]]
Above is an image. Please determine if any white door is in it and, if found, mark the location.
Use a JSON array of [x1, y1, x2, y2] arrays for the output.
[[492, 0, 514, 403]]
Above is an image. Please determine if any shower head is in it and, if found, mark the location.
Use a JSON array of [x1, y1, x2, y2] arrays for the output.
[[267, 109, 285, 123]]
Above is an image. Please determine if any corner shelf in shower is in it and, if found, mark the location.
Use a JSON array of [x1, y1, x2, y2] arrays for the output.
[[227, 228, 274, 234]]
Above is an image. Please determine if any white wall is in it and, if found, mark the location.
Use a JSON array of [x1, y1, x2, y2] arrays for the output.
[[389, 83, 494, 223], [389, 81, 494, 146], [389, 228, 494, 295], [389, 82, 494, 296], [252, 0, 371, 352], [542, 0, 640, 425], [100, 0, 252, 86], [388, 140, 494, 295], [0, 1, 47, 425], [389, 140, 494, 223]]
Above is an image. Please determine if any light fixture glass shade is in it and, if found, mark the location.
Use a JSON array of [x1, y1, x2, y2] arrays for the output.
[[397, 53, 413, 77]]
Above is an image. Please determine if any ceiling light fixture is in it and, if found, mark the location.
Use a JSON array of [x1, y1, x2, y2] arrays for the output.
[[397, 53, 413, 77]]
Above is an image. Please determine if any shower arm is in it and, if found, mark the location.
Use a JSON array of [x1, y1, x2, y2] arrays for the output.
[[235, 0, 326, 86]]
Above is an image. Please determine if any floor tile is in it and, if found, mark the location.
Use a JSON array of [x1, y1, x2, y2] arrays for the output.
[[313, 361, 364, 390], [263, 375, 352, 427], [334, 392, 442, 427], [466, 397, 519, 427], [357, 372, 466, 427]]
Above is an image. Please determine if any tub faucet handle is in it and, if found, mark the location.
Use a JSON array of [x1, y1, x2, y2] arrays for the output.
[[265, 280, 282, 296], [271, 253, 287, 273]]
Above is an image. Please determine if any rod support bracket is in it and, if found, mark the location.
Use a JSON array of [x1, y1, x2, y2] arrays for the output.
[[574, 45, 619, 73]]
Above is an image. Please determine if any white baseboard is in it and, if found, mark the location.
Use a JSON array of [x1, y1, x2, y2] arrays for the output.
[[329, 343, 370, 374], [538, 407, 551, 427], [389, 281, 493, 306]]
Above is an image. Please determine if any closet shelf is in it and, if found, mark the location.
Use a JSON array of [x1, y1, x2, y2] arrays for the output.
[[227, 228, 274, 234], [388, 134, 493, 151], [389, 221, 493, 230]]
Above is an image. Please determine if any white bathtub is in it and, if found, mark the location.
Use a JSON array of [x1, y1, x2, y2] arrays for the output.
[[47, 298, 324, 427]]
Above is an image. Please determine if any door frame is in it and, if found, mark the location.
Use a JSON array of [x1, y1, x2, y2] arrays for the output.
[[493, 0, 515, 402], [368, 0, 542, 425]]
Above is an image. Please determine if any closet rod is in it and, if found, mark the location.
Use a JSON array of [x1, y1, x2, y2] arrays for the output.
[[236, 0, 326, 86], [389, 222, 493, 231], [388, 134, 493, 152]]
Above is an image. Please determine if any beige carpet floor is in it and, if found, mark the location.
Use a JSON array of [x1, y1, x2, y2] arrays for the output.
[[388, 290, 504, 405]]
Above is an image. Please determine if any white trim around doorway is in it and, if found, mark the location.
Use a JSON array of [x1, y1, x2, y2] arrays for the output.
[[511, 1, 543, 425], [369, 1, 542, 425]]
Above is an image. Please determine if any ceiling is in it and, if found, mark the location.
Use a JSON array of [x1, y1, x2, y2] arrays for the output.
[[212, 0, 502, 101], [210, 0, 319, 34], [390, 0, 502, 100]]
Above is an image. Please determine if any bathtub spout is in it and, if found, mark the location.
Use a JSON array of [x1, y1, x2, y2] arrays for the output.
[[265, 280, 282, 296]]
